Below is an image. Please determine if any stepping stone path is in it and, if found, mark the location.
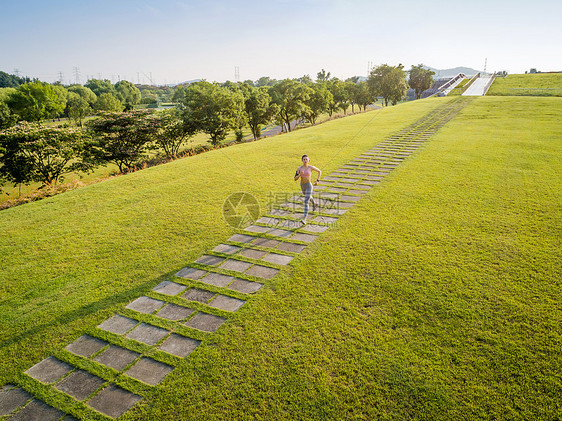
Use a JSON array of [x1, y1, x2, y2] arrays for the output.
[[2, 98, 472, 419]]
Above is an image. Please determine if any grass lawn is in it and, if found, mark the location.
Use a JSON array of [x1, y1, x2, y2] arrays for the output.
[[487, 73, 562, 96], [1, 96, 560, 419]]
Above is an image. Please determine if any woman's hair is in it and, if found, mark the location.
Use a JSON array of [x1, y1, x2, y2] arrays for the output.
[[301, 154, 308, 160]]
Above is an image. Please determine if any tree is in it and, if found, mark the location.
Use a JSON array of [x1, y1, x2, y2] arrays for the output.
[[7, 81, 66, 122], [88, 110, 162, 172], [368, 64, 408, 106], [344, 80, 360, 113], [304, 83, 333, 124], [409, 64, 435, 99], [354, 81, 375, 111], [297, 74, 313, 85], [0, 122, 95, 186], [242, 85, 278, 140], [269, 79, 311, 132], [327, 79, 347, 116], [152, 108, 192, 158], [50, 84, 69, 117], [67, 94, 91, 127], [115, 80, 141, 109], [172, 85, 189, 103], [316, 69, 331, 83], [94, 93, 124, 112], [85, 79, 117, 97], [0, 101, 17, 129], [0, 71, 31, 88], [181, 81, 244, 145], [255, 76, 277, 87], [67, 85, 97, 107]]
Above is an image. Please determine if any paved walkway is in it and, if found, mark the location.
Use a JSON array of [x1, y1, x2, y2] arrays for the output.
[[0, 98, 473, 420], [463, 74, 494, 96]]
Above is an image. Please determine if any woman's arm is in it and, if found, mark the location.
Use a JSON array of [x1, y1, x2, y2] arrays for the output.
[[294, 168, 301, 181], [312, 166, 322, 185]]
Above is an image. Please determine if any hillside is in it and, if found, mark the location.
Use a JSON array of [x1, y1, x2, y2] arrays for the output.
[[1, 96, 560, 419], [487, 73, 562, 96]]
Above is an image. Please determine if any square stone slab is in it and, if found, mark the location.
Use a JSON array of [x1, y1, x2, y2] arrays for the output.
[[93, 346, 140, 372], [219, 259, 252, 273], [268, 208, 292, 216], [176, 267, 207, 280], [212, 244, 241, 254], [256, 216, 281, 225], [55, 370, 105, 401], [276, 242, 307, 253], [124, 358, 174, 386], [87, 384, 142, 418], [65, 335, 107, 357], [227, 279, 263, 294], [244, 225, 270, 233], [252, 238, 281, 248], [156, 303, 195, 321], [337, 202, 356, 208], [126, 323, 169, 346], [262, 253, 294, 266], [348, 189, 368, 195], [267, 228, 293, 238], [9, 399, 63, 421], [97, 315, 138, 335], [159, 334, 200, 358], [312, 216, 339, 224], [227, 234, 255, 243], [200, 272, 234, 287], [184, 313, 226, 332], [208, 295, 246, 312], [152, 281, 187, 296], [182, 288, 215, 303], [300, 224, 328, 233], [125, 296, 165, 314], [239, 248, 268, 259], [195, 255, 225, 266], [0, 386, 31, 416], [291, 233, 318, 243], [245, 265, 279, 279], [323, 208, 348, 215], [340, 195, 361, 202], [25, 357, 73, 384]]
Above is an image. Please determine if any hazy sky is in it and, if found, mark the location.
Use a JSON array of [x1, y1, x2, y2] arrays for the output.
[[1, 0, 560, 85]]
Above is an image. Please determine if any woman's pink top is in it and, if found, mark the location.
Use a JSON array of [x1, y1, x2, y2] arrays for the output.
[[300, 166, 312, 177]]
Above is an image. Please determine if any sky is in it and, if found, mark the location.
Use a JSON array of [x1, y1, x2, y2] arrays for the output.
[[1, 0, 561, 85]]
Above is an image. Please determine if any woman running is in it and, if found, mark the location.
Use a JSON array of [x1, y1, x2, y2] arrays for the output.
[[294, 154, 322, 225]]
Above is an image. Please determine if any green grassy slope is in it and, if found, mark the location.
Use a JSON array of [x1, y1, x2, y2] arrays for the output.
[[487, 73, 562, 96], [131, 96, 560, 420], [0, 98, 442, 383], [1, 96, 560, 419]]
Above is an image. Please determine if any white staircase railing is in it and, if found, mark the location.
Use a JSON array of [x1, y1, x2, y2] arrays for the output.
[[427, 73, 467, 98]]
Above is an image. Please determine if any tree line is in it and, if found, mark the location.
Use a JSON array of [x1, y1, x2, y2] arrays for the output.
[[0, 64, 435, 195]]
